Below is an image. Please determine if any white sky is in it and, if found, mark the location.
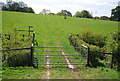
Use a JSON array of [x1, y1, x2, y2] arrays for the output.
[[0, 0, 119, 17]]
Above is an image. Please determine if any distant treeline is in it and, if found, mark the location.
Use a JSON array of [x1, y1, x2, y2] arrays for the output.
[[1, 1, 120, 21], [39, 6, 120, 21], [1, 1, 34, 13]]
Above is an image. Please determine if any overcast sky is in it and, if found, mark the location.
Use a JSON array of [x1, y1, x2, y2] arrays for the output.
[[0, 0, 119, 17]]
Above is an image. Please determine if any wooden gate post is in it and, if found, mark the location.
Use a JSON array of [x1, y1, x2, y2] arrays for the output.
[[30, 31, 35, 66], [32, 31, 35, 44], [31, 44, 34, 66], [87, 47, 90, 66]]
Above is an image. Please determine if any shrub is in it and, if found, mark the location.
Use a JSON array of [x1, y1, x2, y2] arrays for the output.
[[2, 50, 31, 67], [2, 29, 32, 67], [112, 31, 120, 42], [68, 31, 111, 67], [80, 29, 106, 47], [89, 45, 105, 67], [2, 29, 32, 49], [110, 31, 120, 71]]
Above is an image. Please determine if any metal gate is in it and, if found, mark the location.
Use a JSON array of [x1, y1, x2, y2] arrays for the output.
[[33, 45, 89, 67]]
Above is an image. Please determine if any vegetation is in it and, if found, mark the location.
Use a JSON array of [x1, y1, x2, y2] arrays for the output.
[[2, 29, 32, 67], [2, 67, 45, 79], [39, 9, 51, 15], [77, 29, 106, 47], [2, 66, 118, 79], [78, 66, 118, 79], [111, 31, 120, 71], [2, 1, 34, 13], [69, 30, 119, 69], [110, 6, 120, 21], [93, 16, 100, 20], [2, 11, 118, 79], [74, 10, 92, 18], [100, 16, 110, 20], [56, 10, 72, 17]]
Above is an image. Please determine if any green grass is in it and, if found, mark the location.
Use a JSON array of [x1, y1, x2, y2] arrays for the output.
[[2, 11, 118, 47], [2, 66, 118, 79], [2, 11, 119, 79], [50, 68, 75, 79], [2, 66, 46, 79], [77, 66, 118, 79]]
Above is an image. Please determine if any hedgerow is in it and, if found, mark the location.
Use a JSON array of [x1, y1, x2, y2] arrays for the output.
[[68, 30, 118, 68], [2, 29, 32, 67]]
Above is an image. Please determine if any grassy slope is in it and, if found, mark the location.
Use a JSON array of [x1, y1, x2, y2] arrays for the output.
[[2, 11, 118, 79], [2, 11, 118, 47]]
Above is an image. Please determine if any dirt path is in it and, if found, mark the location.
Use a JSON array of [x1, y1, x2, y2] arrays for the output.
[[61, 50, 75, 69], [46, 47, 50, 80], [42, 45, 84, 80], [61, 49, 84, 80]]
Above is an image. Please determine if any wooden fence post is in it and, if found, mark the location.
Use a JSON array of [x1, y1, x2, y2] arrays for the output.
[[29, 26, 30, 36], [81, 45, 90, 67], [87, 47, 90, 66], [111, 53, 113, 68], [30, 31, 35, 66], [32, 31, 35, 44], [28, 26, 33, 36], [31, 44, 34, 66]]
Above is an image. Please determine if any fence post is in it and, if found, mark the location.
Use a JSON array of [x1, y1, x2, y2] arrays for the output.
[[87, 47, 90, 66], [28, 26, 33, 36], [111, 53, 113, 68], [32, 31, 35, 44], [30, 31, 35, 66], [82, 45, 90, 67], [31, 44, 34, 66]]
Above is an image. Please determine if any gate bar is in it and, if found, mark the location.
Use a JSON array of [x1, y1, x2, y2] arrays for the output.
[[34, 51, 82, 52], [34, 63, 87, 65], [34, 47, 83, 48], [34, 54, 83, 56], [34, 57, 87, 58]]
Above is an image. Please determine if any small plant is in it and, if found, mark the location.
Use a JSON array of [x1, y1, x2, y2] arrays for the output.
[[80, 29, 106, 47]]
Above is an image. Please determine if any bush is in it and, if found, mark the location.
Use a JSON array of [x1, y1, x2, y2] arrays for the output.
[[68, 31, 111, 67], [93, 16, 100, 20], [112, 31, 120, 42], [2, 50, 31, 67], [110, 31, 120, 71], [2, 29, 32, 67], [89, 45, 105, 67], [80, 29, 106, 47]]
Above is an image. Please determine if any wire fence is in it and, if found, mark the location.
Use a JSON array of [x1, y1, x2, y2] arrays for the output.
[[1, 47, 32, 67], [1, 27, 35, 67]]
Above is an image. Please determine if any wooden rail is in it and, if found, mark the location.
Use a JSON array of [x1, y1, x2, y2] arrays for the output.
[[0, 47, 31, 51]]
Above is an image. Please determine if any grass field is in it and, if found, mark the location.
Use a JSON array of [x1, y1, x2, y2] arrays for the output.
[[2, 66, 118, 79], [2, 11, 119, 79], [2, 11, 118, 47]]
